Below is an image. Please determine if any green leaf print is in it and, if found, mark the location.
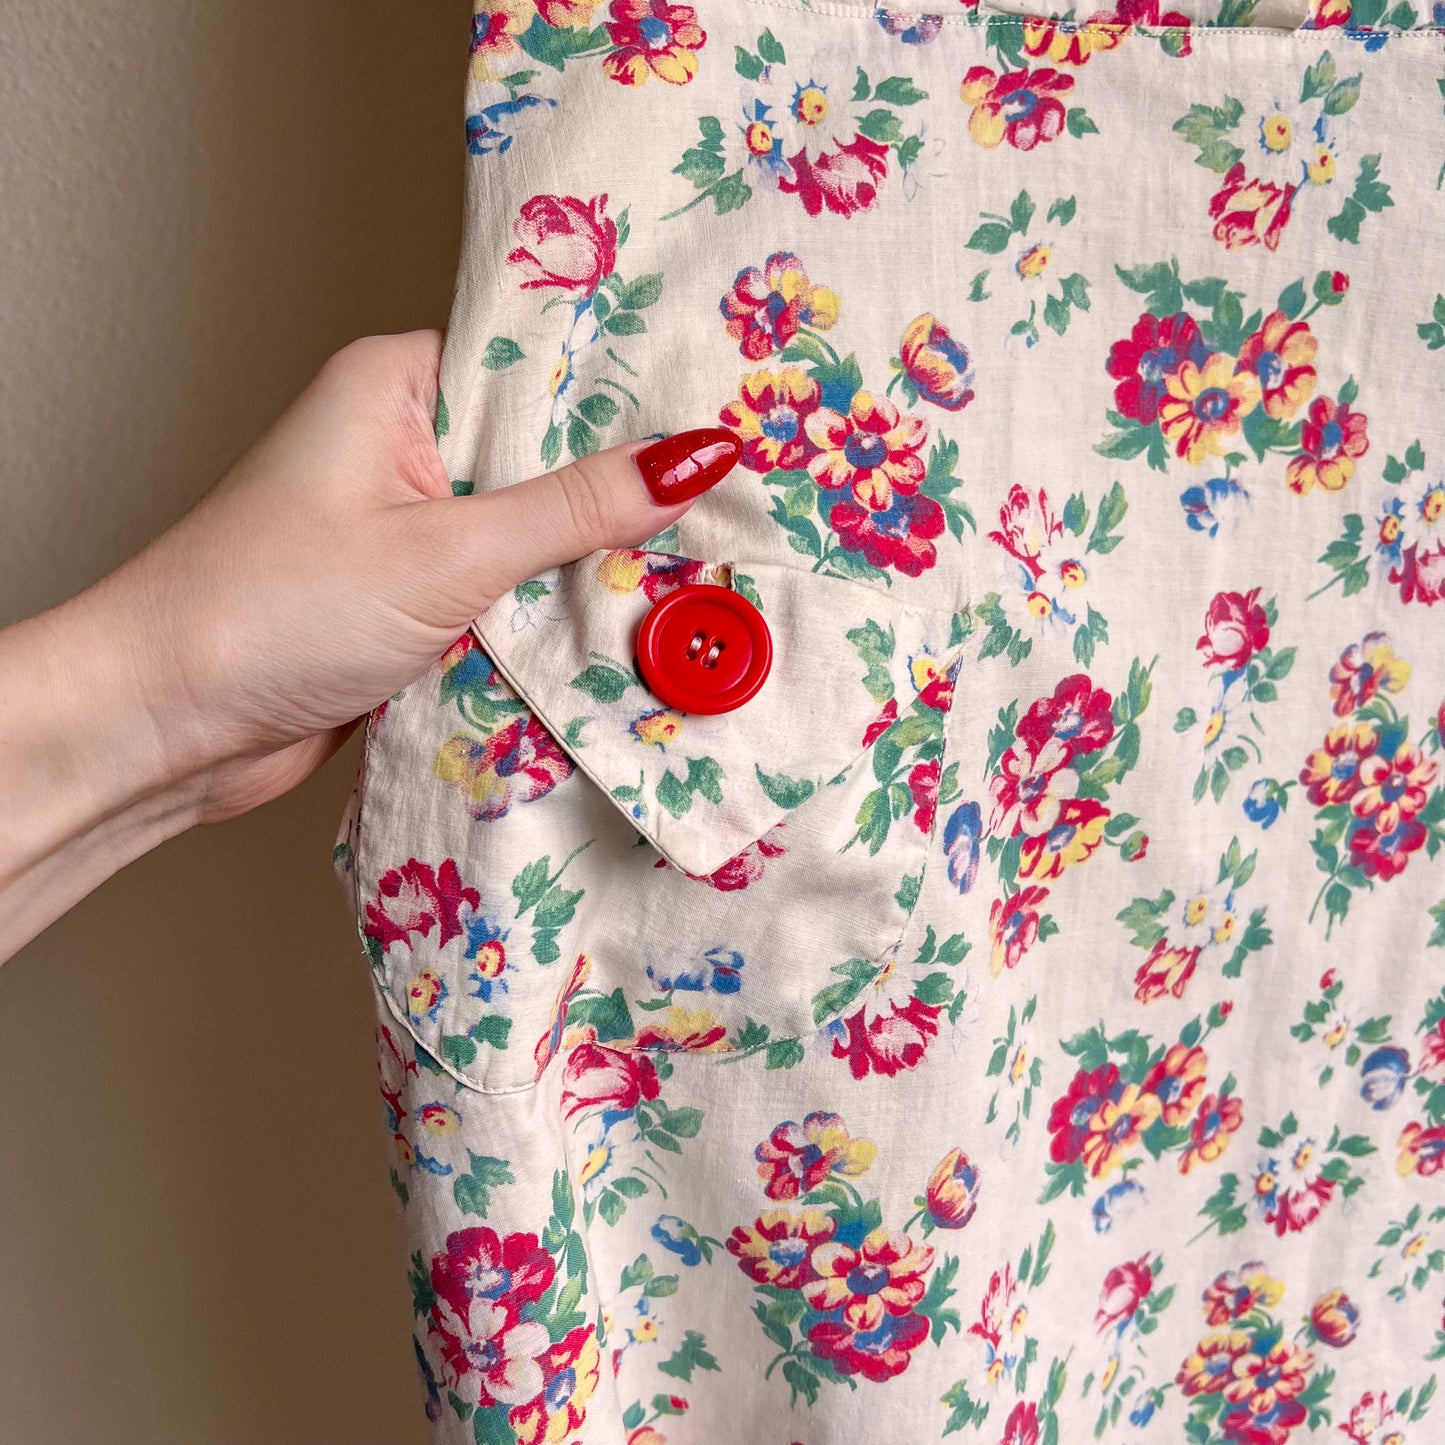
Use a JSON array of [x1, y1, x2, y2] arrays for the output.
[[516, 16, 609, 70], [658, 1330, 721, 1382], [481, 336, 524, 370], [756, 27, 785, 63], [570, 658, 637, 704], [453, 1152, 515, 1219], [755, 765, 816, 810]]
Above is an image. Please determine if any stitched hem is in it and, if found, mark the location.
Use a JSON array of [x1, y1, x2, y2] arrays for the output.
[[739, 0, 1445, 36]]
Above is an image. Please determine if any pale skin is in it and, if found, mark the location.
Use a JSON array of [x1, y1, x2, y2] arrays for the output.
[[0, 330, 703, 964]]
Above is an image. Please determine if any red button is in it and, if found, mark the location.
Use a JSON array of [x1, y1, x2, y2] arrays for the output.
[[636, 584, 772, 715]]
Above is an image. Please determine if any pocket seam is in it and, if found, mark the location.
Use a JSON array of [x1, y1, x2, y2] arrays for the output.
[[596, 635, 966, 1064], [354, 700, 566, 1098]]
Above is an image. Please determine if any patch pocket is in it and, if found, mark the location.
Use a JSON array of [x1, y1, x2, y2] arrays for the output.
[[353, 550, 964, 1093]]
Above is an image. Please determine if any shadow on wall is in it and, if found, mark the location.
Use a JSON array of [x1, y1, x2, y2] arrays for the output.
[[0, 4, 468, 1442]]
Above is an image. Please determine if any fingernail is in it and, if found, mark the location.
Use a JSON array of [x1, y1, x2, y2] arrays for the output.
[[635, 427, 742, 506]]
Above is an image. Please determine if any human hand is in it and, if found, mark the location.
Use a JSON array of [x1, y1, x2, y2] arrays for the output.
[[0, 329, 740, 959]]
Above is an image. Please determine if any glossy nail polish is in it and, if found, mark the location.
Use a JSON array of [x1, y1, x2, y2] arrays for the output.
[[635, 427, 742, 506]]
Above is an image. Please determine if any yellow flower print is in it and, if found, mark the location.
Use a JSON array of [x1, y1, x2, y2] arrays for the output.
[[1159, 354, 1262, 466], [406, 967, 447, 1022], [470, 0, 539, 83], [434, 734, 506, 814], [1016, 243, 1052, 280], [471, 937, 507, 981], [777, 268, 840, 332], [791, 82, 829, 128], [580, 1142, 612, 1187], [418, 1103, 461, 1136], [755, 1111, 878, 1202], [1021, 16, 1126, 66], [630, 708, 682, 748], [1018, 798, 1109, 881], [1178, 1329, 1252, 1397], [1082, 1084, 1161, 1179], [634, 1005, 728, 1051], [1307, 146, 1336, 186], [1261, 110, 1294, 155]]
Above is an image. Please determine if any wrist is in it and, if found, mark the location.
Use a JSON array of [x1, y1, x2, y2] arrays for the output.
[[0, 580, 204, 890]]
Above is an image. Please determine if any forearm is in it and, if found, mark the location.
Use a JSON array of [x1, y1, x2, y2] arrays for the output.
[[0, 586, 202, 961], [0, 332, 719, 965]]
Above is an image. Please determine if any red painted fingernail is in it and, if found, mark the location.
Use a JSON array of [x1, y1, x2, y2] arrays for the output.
[[635, 427, 742, 506]]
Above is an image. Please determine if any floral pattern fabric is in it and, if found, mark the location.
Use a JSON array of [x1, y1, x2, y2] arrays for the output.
[[335, 1, 1445, 1439]]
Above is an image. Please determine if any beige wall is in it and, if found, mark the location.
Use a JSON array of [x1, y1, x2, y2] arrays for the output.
[[0, 5, 470, 1440]]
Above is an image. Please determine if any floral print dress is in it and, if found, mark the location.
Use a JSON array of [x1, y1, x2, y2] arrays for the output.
[[333, 1, 1445, 1440]]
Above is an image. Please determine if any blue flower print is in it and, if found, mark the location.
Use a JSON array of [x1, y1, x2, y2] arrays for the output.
[[943, 801, 982, 893], [1243, 777, 1290, 830], [464, 910, 512, 1002], [1359, 1044, 1410, 1109], [646, 945, 745, 994], [651, 1214, 722, 1266], [1180, 475, 1250, 537], [1092, 1178, 1147, 1234], [466, 94, 556, 156]]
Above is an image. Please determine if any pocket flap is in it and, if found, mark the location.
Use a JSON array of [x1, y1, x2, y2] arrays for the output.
[[469, 551, 963, 877]]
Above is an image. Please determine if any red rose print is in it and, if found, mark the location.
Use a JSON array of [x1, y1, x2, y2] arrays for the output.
[[1001, 1401, 1041, 1445], [560, 1042, 661, 1118], [507, 193, 618, 298], [779, 135, 890, 218], [365, 858, 480, 951], [832, 997, 941, 1080], [683, 831, 787, 890], [1398, 540, 1445, 605], [908, 757, 942, 833], [862, 697, 899, 748], [1208, 162, 1294, 251], [1095, 1256, 1153, 1333], [1197, 588, 1269, 671]]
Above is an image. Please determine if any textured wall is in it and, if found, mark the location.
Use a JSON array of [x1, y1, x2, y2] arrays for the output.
[[0, 4, 467, 1440]]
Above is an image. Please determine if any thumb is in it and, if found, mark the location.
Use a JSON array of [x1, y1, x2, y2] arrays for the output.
[[419, 427, 743, 611]]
